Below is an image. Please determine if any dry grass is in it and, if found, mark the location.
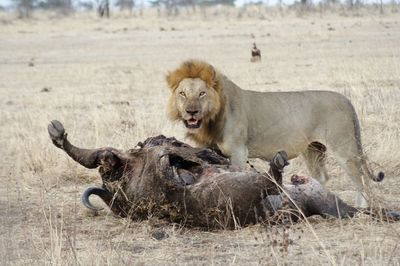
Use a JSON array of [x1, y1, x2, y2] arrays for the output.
[[1, 7, 400, 265]]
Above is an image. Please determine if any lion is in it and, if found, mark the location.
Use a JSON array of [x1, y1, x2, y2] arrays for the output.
[[165, 59, 384, 207]]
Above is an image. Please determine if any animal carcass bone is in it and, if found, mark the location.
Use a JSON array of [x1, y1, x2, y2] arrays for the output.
[[48, 120, 400, 229]]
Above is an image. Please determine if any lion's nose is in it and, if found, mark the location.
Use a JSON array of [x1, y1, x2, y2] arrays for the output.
[[186, 110, 199, 116]]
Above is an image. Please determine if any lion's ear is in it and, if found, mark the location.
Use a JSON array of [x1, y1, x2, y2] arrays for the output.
[[202, 64, 217, 89], [210, 67, 216, 83], [207, 66, 220, 92], [166, 72, 177, 91]]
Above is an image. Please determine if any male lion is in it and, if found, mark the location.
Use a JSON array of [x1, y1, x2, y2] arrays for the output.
[[166, 59, 384, 207]]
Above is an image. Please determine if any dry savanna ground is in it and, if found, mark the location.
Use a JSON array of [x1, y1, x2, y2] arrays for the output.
[[1, 7, 400, 265]]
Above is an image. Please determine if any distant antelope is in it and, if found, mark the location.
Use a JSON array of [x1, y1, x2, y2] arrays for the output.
[[251, 43, 261, 62]]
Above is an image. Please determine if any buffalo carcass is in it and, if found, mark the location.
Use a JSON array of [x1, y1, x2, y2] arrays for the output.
[[48, 120, 399, 229]]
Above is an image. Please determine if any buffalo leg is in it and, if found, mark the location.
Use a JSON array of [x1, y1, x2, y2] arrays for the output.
[[48, 120, 122, 170], [286, 176, 400, 221], [268, 150, 289, 187], [285, 175, 358, 218], [264, 152, 359, 219]]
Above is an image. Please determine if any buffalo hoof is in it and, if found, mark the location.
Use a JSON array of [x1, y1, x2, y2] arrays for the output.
[[271, 151, 289, 170], [48, 120, 66, 148]]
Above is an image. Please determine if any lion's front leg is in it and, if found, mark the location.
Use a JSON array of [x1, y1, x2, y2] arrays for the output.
[[230, 146, 249, 167], [216, 139, 248, 167]]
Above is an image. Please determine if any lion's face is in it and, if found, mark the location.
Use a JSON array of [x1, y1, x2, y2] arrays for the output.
[[169, 78, 221, 132]]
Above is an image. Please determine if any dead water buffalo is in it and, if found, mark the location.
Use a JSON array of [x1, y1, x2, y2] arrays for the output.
[[48, 120, 399, 229]]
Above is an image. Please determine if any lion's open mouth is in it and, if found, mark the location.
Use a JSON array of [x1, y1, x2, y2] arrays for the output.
[[184, 118, 202, 129]]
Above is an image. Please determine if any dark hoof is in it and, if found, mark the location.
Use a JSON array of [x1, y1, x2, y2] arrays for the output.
[[271, 151, 289, 170], [48, 120, 66, 148]]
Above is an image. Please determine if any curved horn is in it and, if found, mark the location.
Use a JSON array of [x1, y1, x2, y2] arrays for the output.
[[82, 187, 114, 211]]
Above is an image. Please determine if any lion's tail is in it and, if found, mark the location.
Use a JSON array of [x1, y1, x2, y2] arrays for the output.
[[350, 98, 384, 183], [361, 156, 384, 182]]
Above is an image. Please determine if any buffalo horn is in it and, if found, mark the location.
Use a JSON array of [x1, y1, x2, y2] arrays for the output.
[[82, 187, 114, 211]]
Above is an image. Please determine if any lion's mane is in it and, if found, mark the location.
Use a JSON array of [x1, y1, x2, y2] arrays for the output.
[[166, 60, 226, 146]]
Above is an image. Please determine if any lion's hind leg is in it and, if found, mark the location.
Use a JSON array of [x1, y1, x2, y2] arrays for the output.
[[329, 143, 370, 208], [302, 142, 329, 184], [337, 156, 369, 208]]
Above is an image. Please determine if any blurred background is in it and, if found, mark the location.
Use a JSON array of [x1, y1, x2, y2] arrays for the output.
[[1, 0, 398, 18]]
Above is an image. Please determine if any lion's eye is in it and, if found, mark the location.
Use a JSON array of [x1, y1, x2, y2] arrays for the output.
[[199, 91, 206, 97], [179, 91, 186, 97]]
